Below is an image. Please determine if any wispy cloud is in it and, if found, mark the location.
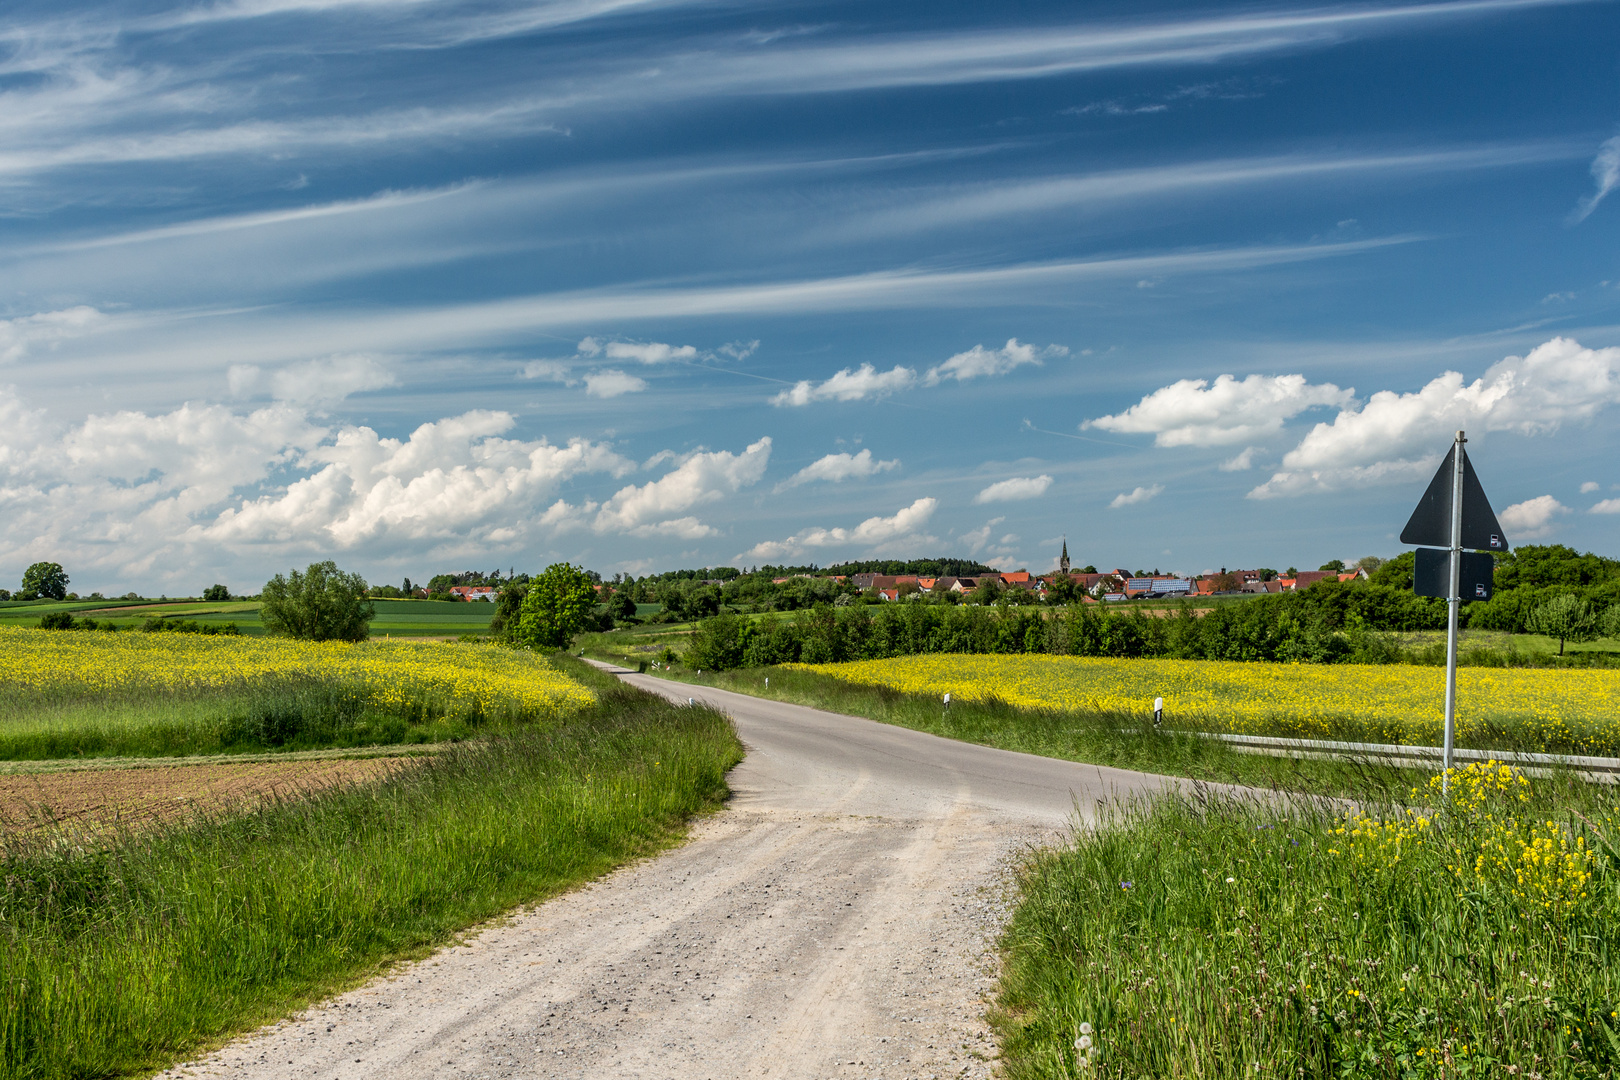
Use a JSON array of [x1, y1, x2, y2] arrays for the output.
[[1110, 484, 1164, 508], [1570, 135, 1620, 223], [975, 475, 1052, 503], [774, 449, 899, 492]]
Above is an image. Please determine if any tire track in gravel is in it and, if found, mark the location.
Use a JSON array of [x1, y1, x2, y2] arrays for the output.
[[160, 666, 1182, 1080]]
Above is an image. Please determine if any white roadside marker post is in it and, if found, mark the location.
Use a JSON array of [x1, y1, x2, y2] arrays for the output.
[[1153, 697, 1163, 727]]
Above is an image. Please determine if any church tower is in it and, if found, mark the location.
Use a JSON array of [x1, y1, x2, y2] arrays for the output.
[[1060, 538, 1070, 575]]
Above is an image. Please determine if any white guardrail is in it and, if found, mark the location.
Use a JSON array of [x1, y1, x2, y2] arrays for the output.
[[1200, 731, 1620, 778]]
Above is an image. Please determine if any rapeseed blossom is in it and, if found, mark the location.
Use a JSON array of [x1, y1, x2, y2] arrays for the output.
[[0, 626, 594, 720], [789, 654, 1620, 753]]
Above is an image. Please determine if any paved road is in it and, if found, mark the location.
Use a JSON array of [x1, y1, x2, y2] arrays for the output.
[[163, 666, 1181, 1080]]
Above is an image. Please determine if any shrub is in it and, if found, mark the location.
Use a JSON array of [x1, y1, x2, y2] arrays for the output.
[[260, 562, 374, 642]]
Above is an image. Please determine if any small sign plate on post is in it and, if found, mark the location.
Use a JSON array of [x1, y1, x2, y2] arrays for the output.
[[1413, 548, 1496, 601]]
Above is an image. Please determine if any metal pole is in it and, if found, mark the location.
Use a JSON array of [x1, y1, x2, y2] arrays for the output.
[[1442, 430, 1465, 794]]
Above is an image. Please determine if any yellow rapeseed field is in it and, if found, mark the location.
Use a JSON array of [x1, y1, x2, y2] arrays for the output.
[[790, 653, 1620, 752], [0, 626, 595, 719]]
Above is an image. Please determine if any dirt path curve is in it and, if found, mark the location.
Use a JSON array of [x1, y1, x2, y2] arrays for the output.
[[162, 666, 1181, 1080]]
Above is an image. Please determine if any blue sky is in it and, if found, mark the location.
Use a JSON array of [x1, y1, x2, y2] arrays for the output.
[[3, 0, 1619, 592]]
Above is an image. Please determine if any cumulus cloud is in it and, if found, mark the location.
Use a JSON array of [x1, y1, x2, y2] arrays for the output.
[[1571, 136, 1620, 224], [519, 359, 575, 383], [974, 474, 1052, 503], [1219, 446, 1260, 471], [739, 497, 938, 561], [771, 363, 918, 406], [269, 355, 396, 406], [1085, 373, 1353, 447], [1499, 495, 1568, 539], [593, 437, 771, 537], [0, 305, 105, 363], [924, 338, 1064, 385], [775, 449, 899, 492], [583, 369, 648, 398], [960, 516, 1022, 566], [1109, 484, 1163, 508], [1248, 338, 1620, 498], [1592, 498, 1620, 515], [0, 384, 660, 584], [578, 337, 698, 364], [1580, 481, 1601, 494]]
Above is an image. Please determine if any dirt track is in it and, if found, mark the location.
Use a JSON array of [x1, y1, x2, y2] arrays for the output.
[[159, 666, 1182, 1080]]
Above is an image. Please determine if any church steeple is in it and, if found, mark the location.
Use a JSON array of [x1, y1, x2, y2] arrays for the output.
[[1060, 538, 1070, 574]]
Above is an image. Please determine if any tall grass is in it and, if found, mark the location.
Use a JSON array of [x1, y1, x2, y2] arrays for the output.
[[994, 767, 1620, 1078], [0, 678, 521, 759], [0, 660, 743, 1079]]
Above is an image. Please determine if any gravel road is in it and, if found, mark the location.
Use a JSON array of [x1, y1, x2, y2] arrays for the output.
[[160, 666, 1181, 1080]]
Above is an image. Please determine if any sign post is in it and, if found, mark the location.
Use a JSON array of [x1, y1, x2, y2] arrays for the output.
[[1399, 430, 1509, 794]]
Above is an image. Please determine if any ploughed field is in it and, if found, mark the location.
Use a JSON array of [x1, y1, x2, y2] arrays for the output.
[[0, 756, 407, 836], [791, 653, 1620, 756]]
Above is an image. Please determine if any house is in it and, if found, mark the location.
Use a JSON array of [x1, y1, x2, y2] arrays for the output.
[[449, 585, 497, 602], [1001, 571, 1033, 588], [1292, 570, 1339, 589], [878, 588, 900, 601]]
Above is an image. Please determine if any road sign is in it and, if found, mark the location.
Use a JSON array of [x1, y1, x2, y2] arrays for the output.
[[1401, 431, 1510, 793], [1399, 444, 1509, 552], [1413, 548, 1496, 600]]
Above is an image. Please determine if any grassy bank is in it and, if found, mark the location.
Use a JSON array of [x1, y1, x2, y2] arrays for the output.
[[0, 658, 743, 1079], [603, 661, 1446, 795], [994, 765, 1620, 1078], [0, 628, 593, 759]]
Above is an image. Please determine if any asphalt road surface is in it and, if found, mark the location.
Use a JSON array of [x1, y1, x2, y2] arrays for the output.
[[161, 666, 1183, 1080]]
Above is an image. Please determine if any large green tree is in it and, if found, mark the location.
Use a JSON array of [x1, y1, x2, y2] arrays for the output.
[[259, 561, 375, 642], [516, 563, 599, 650], [20, 562, 69, 601]]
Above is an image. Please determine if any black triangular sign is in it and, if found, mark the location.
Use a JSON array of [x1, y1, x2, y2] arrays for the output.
[[1458, 450, 1508, 552], [1399, 445, 1510, 552], [1400, 450, 1454, 548]]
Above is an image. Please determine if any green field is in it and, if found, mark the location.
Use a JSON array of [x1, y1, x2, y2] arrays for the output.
[[0, 657, 743, 1080], [0, 597, 497, 637]]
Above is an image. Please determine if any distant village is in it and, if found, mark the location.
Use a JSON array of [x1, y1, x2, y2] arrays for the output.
[[431, 539, 1374, 605]]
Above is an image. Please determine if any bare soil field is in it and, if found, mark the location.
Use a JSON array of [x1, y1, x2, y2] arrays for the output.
[[0, 757, 405, 836]]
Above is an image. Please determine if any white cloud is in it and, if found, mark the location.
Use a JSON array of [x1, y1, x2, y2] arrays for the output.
[[974, 474, 1052, 503], [1086, 373, 1353, 447], [770, 363, 917, 406], [1571, 135, 1620, 224], [924, 338, 1064, 385], [520, 359, 575, 383], [739, 497, 938, 561], [583, 369, 648, 398], [1592, 498, 1620, 515], [718, 339, 760, 361], [0, 306, 105, 363], [578, 337, 697, 364], [0, 386, 647, 583], [269, 355, 396, 406], [1219, 446, 1259, 471], [1109, 484, 1163, 508], [593, 437, 771, 535], [959, 515, 1021, 566], [775, 449, 899, 491], [1580, 480, 1600, 494], [1499, 495, 1568, 539], [1248, 338, 1620, 498]]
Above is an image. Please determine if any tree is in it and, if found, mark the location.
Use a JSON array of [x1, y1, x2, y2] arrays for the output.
[[259, 561, 375, 642], [1318, 559, 1346, 573], [489, 583, 528, 643], [608, 587, 640, 623], [1602, 603, 1620, 641], [1525, 593, 1598, 656], [20, 562, 68, 601], [516, 563, 599, 650], [202, 584, 231, 602]]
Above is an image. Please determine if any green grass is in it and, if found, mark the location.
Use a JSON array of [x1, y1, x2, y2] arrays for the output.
[[994, 777, 1620, 1078], [0, 597, 497, 638], [598, 661, 1449, 797], [0, 657, 743, 1079]]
